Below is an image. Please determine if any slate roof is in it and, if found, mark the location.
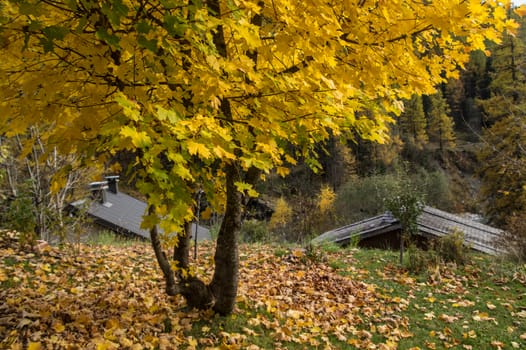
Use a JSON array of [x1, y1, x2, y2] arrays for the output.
[[70, 188, 210, 241], [312, 206, 504, 255]]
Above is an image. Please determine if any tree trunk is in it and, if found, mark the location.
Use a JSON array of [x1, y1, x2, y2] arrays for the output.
[[149, 203, 181, 296], [399, 231, 404, 265], [173, 221, 191, 271], [173, 221, 216, 310], [150, 222, 179, 296], [207, 0, 243, 315], [210, 162, 242, 315], [150, 185, 242, 314]]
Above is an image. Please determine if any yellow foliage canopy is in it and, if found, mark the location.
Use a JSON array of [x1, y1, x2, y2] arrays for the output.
[[0, 0, 517, 229]]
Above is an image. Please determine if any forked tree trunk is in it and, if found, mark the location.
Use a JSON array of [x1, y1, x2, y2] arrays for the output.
[[149, 0, 244, 316], [149, 163, 242, 314]]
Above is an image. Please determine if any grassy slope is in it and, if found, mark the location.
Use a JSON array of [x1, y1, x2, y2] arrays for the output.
[[1, 232, 525, 349]]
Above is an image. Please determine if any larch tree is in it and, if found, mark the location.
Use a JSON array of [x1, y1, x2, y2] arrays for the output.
[[477, 11, 526, 225], [399, 94, 428, 149], [0, 0, 519, 314], [427, 90, 457, 151]]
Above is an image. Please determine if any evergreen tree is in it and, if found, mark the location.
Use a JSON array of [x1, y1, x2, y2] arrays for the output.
[[427, 91, 456, 150], [444, 78, 466, 129], [444, 50, 490, 133], [478, 116, 526, 224], [399, 95, 428, 149], [477, 13, 526, 224]]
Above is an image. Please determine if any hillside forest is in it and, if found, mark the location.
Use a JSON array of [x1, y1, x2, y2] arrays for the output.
[[259, 10, 526, 241], [1, 0, 526, 318]]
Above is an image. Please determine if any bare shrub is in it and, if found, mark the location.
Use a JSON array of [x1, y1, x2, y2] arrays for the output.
[[501, 212, 526, 263]]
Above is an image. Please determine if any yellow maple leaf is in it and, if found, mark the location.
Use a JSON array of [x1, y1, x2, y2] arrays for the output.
[[472, 312, 495, 321], [119, 126, 152, 148], [105, 318, 120, 330], [212, 145, 236, 160], [515, 5, 526, 17], [187, 336, 198, 348], [276, 166, 289, 177], [53, 321, 65, 333], [27, 342, 42, 350], [491, 340, 504, 349], [0, 268, 7, 282], [286, 309, 302, 319], [187, 140, 211, 159]]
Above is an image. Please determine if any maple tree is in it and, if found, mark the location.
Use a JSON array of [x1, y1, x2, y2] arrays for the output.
[[0, 0, 519, 314]]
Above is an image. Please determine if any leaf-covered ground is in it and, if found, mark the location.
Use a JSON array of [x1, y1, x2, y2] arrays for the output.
[[1, 231, 525, 349]]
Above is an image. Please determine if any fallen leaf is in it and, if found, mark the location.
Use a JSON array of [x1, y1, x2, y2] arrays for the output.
[[52, 322, 65, 333], [424, 311, 435, 320], [491, 340, 504, 349], [27, 342, 41, 350], [472, 312, 495, 322], [439, 313, 458, 323]]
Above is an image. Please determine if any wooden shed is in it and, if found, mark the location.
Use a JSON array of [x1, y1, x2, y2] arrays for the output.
[[312, 206, 504, 255]]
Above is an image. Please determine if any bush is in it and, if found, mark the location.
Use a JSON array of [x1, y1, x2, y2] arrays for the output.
[[335, 173, 401, 223], [433, 231, 471, 265], [335, 167, 453, 225], [413, 168, 453, 211], [240, 220, 269, 243], [405, 244, 439, 274], [0, 193, 36, 235], [268, 197, 292, 239], [501, 212, 526, 263], [405, 232, 471, 275]]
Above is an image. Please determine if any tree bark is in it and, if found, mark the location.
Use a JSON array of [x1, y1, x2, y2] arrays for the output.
[[210, 162, 242, 315], [173, 220, 215, 310], [173, 221, 191, 271]]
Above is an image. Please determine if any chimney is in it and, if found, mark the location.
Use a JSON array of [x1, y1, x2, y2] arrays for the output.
[[89, 181, 109, 204], [105, 175, 120, 194]]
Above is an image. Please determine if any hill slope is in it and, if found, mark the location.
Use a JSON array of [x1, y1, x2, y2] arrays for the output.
[[1, 232, 525, 349]]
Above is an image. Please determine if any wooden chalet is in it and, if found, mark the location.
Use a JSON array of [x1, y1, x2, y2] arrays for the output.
[[69, 176, 210, 241]]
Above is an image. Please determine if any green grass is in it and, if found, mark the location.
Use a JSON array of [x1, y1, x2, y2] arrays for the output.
[[86, 230, 144, 247], [327, 248, 526, 348]]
